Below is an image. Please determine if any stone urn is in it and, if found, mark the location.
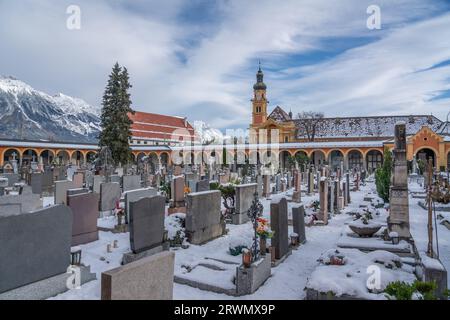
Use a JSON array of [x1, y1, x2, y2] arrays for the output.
[[349, 220, 382, 237]]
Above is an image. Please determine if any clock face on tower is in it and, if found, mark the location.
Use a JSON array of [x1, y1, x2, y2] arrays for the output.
[[255, 91, 263, 101]]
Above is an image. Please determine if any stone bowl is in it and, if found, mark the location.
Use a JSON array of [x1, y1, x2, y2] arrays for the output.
[[349, 221, 382, 238]]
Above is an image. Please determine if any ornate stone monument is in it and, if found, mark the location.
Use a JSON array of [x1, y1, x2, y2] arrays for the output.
[[388, 121, 410, 239]]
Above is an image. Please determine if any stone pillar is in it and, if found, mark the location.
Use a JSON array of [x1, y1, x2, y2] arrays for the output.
[[318, 178, 328, 224], [343, 181, 348, 207], [328, 181, 334, 215], [308, 171, 314, 195], [263, 175, 271, 198], [388, 121, 410, 239], [333, 180, 339, 213], [292, 170, 301, 203], [346, 172, 351, 203]]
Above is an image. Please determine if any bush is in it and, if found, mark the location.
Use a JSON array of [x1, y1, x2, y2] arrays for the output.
[[375, 147, 392, 203], [384, 280, 438, 300]]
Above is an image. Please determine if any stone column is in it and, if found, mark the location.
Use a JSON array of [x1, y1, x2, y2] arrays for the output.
[[263, 175, 271, 198], [292, 170, 301, 203], [318, 178, 328, 224], [388, 121, 410, 239], [346, 172, 351, 203]]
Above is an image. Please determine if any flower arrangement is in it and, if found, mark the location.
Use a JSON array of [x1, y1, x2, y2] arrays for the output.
[[184, 185, 191, 194], [256, 218, 274, 239]]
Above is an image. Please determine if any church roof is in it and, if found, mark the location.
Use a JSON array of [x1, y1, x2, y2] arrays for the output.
[[268, 106, 292, 122], [268, 106, 444, 138], [295, 114, 443, 139]]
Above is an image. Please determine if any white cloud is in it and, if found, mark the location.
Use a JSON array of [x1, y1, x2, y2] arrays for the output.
[[0, 0, 448, 131]]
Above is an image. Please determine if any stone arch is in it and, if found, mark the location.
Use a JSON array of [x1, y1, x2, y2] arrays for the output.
[[71, 150, 84, 166], [22, 149, 39, 165], [347, 149, 364, 171], [279, 150, 291, 170], [39, 149, 55, 166], [160, 152, 170, 168], [248, 150, 259, 165], [328, 150, 344, 170], [183, 151, 195, 166], [56, 150, 70, 165], [136, 152, 146, 163], [416, 147, 437, 168], [236, 150, 247, 166], [148, 152, 159, 173], [366, 149, 383, 172], [2, 148, 21, 165], [194, 151, 206, 166], [310, 150, 326, 167]]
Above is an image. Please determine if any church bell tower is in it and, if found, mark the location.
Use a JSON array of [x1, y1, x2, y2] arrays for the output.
[[251, 62, 268, 126]]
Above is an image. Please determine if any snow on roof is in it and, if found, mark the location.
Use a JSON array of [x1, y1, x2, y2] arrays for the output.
[[292, 114, 442, 139], [268, 106, 291, 122]]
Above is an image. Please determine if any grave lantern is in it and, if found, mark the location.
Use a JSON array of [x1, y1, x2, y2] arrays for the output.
[[70, 247, 82, 266], [290, 232, 299, 247]]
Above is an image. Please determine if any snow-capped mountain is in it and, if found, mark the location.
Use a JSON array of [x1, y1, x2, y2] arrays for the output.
[[0, 76, 101, 142], [193, 121, 227, 144]]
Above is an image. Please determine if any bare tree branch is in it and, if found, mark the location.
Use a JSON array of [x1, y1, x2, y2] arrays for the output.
[[295, 111, 324, 142]]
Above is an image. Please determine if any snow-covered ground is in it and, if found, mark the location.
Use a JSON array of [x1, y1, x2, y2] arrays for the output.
[[50, 178, 450, 300]]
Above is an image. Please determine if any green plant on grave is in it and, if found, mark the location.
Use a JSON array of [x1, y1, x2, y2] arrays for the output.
[[384, 280, 438, 300], [417, 159, 426, 175], [209, 181, 220, 190], [159, 181, 171, 201], [229, 245, 248, 256], [375, 147, 392, 203]]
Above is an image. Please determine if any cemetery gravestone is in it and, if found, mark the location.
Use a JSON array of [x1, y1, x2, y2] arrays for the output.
[[128, 196, 166, 254], [0, 205, 72, 293], [292, 204, 306, 244], [73, 172, 84, 188], [124, 187, 158, 224], [196, 179, 210, 192], [123, 175, 142, 192], [99, 182, 122, 211], [101, 251, 174, 300], [270, 197, 290, 261], [185, 190, 225, 245], [67, 192, 99, 246], [232, 183, 257, 224], [54, 180, 74, 205], [30, 173, 43, 195]]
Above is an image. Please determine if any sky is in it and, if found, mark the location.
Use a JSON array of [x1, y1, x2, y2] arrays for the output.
[[1, 0, 450, 130]]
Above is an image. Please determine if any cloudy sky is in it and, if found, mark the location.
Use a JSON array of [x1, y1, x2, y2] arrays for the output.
[[1, 0, 450, 130]]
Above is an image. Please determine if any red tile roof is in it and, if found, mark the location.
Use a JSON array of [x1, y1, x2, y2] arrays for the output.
[[128, 111, 197, 142]]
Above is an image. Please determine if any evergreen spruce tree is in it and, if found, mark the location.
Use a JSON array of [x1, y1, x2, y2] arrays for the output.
[[98, 63, 135, 166]]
